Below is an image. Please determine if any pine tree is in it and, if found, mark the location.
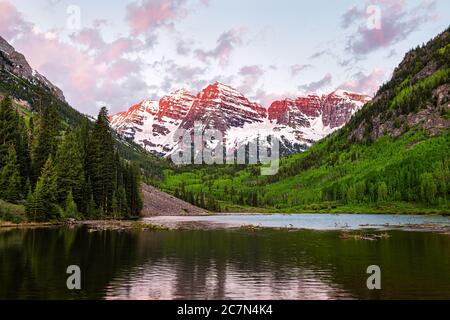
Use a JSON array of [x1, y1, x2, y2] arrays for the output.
[[0, 95, 20, 167], [0, 146, 22, 202], [54, 129, 85, 206], [63, 190, 79, 219], [31, 104, 60, 183], [127, 163, 142, 217], [27, 156, 59, 221], [111, 191, 119, 218], [25, 188, 35, 219], [86, 192, 97, 219], [116, 185, 128, 216], [16, 117, 31, 191], [86, 107, 116, 214], [81, 178, 94, 216]]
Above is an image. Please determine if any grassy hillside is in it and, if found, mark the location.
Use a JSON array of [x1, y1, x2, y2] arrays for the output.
[[158, 28, 450, 214]]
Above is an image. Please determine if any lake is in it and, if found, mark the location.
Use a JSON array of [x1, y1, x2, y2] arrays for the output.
[[0, 214, 449, 300]]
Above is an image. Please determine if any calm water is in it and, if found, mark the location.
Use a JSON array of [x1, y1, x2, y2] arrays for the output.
[[144, 213, 450, 230], [0, 214, 450, 300]]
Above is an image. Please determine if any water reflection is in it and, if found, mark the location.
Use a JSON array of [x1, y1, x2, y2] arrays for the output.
[[0, 227, 449, 300]]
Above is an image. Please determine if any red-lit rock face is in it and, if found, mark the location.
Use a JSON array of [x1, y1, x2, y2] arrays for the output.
[[156, 89, 195, 122], [110, 84, 370, 156], [152, 89, 196, 137], [179, 82, 267, 133], [268, 95, 322, 128], [268, 91, 370, 130]]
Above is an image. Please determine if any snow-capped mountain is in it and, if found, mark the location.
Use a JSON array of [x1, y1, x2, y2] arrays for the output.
[[267, 90, 370, 152], [110, 82, 371, 156]]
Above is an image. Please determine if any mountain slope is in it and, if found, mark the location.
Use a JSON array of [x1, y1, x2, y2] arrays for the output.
[[110, 82, 370, 156], [0, 35, 170, 184], [158, 27, 450, 214]]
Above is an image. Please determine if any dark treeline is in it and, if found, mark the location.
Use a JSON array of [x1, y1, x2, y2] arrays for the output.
[[0, 96, 142, 221]]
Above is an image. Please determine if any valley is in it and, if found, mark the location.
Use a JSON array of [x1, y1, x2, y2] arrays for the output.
[[0, 1, 449, 303]]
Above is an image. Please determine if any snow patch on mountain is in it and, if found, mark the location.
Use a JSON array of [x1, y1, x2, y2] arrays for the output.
[[110, 83, 371, 157]]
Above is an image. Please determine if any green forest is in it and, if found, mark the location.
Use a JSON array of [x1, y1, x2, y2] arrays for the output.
[[0, 26, 449, 220], [0, 96, 142, 222], [160, 129, 449, 214], [157, 28, 450, 215]]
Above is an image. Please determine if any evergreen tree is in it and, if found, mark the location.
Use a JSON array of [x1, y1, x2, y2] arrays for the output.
[[116, 185, 128, 216], [31, 104, 60, 183], [16, 117, 31, 190], [111, 191, 119, 217], [54, 129, 85, 206], [127, 163, 142, 217], [0, 146, 22, 202], [26, 156, 59, 221], [86, 192, 98, 219], [86, 107, 116, 214], [63, 190, 79, 219], [0, 95, 20, 167]]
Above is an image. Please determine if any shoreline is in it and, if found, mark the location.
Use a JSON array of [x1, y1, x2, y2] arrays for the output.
[[1, 210, 448, 230], [1, 213, 450, 235]]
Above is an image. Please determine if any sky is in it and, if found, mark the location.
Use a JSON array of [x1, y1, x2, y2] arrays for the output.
[[0, 0, 449, 115]]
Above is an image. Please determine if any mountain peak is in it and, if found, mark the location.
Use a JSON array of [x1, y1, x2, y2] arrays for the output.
[[169, 88, 192, 97], [0, 36, 66, 102], [0, 36, 15, 55], [198, 81, 244, 99], [110, 82, 370, 156]]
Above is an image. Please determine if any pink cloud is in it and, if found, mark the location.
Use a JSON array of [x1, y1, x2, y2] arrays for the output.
[[195, 28, 245, 66], [71, 28, 105, 49], [237, 65, 265, 94], [0, 1, 150, 115], [338, 69, 385, 96], [126, 0, 188, 36], [22, 32, 146, 113], [343, 0, 437, 55], [100, 37, 140, 61], [0, 1, 31, 39]]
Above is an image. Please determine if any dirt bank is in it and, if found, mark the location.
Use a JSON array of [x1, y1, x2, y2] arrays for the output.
[[141, 184, 209, 216]]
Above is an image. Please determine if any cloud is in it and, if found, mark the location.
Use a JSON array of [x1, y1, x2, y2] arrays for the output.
[[71, 28, 105, 50], [338, 68, 385, 95], [0, 1, 149, 115], [126, 0, 188, 36], [309, 49, 330, 59], [290, 64, 312, 77], [152, 59, 207, 93], [343, 0, 437, 55], [253, 89, 296, 108], [176, 39, 193, 55], [195, 28, 245, 66], [341, 5, 364, 29], [298, 73, 333, 93], [237, 65, 265, 93], [0, 1, 31, 39]]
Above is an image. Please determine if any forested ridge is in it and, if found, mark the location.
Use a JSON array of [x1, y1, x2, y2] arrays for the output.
[[0, 97, 142, 222], [158, 27, 450, 214]]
